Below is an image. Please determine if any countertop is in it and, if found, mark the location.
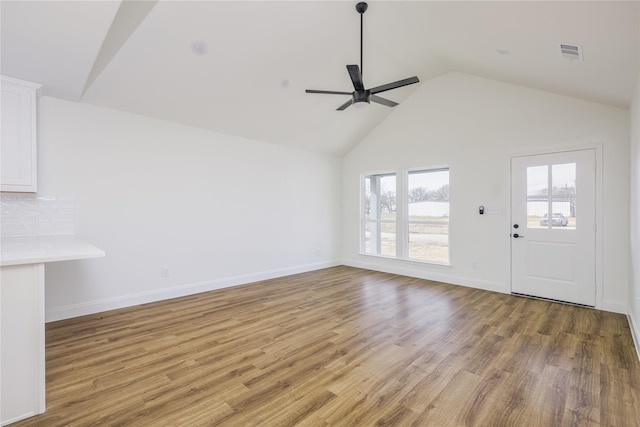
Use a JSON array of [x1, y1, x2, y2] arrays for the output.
[[1, 236, 105, 267]]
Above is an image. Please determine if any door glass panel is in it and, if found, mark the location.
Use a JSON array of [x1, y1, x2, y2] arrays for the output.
[[527, 165, 548, 229], [551, 163, 576, 229]]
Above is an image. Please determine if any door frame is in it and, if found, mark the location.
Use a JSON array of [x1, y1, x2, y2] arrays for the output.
[[507, 143, 603, 309]]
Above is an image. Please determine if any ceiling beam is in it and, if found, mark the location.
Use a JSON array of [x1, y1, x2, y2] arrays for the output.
[[81, 0, 158, 98]]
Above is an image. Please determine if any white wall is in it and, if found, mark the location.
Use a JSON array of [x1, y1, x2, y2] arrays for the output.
[[38, 97, 342, 321], [342, 72, 630, 313], [630, 72, 640, 349]]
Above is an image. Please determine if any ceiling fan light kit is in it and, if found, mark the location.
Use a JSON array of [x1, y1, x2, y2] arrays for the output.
[[306, 2, 420, 111]]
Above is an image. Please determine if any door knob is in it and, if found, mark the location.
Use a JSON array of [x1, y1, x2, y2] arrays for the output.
[[513, 233, 524, 238]]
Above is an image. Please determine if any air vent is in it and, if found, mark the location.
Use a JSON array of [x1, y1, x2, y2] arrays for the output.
[[559, 43, 583, 61]]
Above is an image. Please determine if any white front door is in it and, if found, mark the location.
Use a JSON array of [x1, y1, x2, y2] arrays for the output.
[[511, 149, 596, 306]]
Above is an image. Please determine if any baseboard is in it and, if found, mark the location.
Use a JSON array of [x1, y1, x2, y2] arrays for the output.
[[629, 311, 640, 362], [1, 410, 39, 427], [600, 298, 627, 314], [45, 260, 341, 322], [342, 257, 509, 295], [345, 258, 630, 315]]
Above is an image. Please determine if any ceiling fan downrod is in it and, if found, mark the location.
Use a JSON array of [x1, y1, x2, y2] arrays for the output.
[[356, 2, 368, 79]]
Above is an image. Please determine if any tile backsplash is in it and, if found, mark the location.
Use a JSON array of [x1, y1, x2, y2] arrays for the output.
[[1, 193, 75, 238]]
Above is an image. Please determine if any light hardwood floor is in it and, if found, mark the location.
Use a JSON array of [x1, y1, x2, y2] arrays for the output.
[[13, 266, 640, 426]]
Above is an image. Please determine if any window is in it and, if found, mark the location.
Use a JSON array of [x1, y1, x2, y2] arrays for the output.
[[362, 173, 396, 257], [407, 169, 450, 263], [526, 163, 576, 230], [361, 167, 450, 264]]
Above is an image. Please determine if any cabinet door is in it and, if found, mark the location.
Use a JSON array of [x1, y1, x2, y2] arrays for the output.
[[1, 77, 41, 193]]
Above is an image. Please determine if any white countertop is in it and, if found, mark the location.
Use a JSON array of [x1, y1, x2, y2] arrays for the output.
[[1, 236, 105, 267]]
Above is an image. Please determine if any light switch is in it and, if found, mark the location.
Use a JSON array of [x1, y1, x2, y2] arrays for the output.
[[483, 206, 502, 215]]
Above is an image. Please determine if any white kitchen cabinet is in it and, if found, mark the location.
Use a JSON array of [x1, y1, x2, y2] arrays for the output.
[[1, 76, 41, 193]]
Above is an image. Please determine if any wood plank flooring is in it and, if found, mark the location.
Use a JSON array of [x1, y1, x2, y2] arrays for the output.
[[12, 266, 640, 426]]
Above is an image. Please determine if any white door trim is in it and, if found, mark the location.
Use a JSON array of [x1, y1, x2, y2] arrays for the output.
[[506, 143, 603, 309]]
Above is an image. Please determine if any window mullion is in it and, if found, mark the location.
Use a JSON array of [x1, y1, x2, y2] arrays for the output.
[[371, 175, 381, 254], [398, 170, 408, 259]]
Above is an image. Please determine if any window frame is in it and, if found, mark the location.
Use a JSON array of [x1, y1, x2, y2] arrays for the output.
[[404, 167, 450, 264], [360, 166, 451, 266], [360, 171, 398, 258]]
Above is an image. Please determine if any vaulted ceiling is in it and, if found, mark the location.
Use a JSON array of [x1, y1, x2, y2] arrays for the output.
[[2, 1, 638, 156]]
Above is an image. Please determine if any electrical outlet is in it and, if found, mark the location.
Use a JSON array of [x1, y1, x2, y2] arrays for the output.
[[472, 260, 478, 270], [161, 267, 169, 277]]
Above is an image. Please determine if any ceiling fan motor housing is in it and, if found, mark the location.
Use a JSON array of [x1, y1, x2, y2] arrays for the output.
[[353, 90, 370, 104]]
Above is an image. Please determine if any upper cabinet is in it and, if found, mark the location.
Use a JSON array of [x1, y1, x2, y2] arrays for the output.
[[1, 76, 42, 193]]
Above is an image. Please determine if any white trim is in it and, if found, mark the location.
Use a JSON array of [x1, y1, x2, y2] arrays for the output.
[[1, 75, 42, 91], [45, 260, 341, 322], [398, 170, 407, 259], [356, 252, 451, 268], [36, 264, 46, 415], [505, 151, 514, 301], [343, 257, 508, 294], [599, 298, 627, 314], [507, 142, 604, 159], [1, 411, 40, 427], [628, 311, 640, 362], [344, 257, 629, 316], [359, 173, 365, 254]]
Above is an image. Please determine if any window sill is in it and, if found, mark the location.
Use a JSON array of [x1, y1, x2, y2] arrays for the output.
[[358, 252, 452, 269]]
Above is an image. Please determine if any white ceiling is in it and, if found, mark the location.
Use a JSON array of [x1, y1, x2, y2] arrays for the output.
[[2, 1, 638, 156]]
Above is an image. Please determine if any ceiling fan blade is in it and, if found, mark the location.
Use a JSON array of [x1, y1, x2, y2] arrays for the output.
[[370, 95, 398, 108], [369, 76, 419, 95], [306, 89, 352, 95], [347, 65, 365, 91], [336, 99, 353, 111]]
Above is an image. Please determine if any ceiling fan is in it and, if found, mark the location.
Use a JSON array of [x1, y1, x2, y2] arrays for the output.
[[306, 2, 419, 111]]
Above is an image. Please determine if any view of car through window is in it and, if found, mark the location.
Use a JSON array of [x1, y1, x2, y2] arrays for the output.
[[540, 213, 569, 226]]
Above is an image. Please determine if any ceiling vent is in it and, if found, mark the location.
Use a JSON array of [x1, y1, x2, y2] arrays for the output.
[[559, 43, 583, 61]]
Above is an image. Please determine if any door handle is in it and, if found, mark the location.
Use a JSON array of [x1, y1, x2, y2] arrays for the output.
[[513, 233, 524, 238]]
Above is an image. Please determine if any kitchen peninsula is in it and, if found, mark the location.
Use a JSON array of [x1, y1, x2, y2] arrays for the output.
[[1, 236, 104, 425]]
